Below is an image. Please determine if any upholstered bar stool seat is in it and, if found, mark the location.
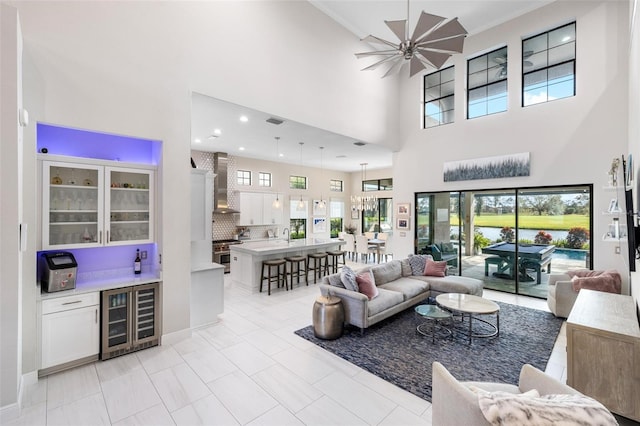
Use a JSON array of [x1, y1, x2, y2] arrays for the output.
[[285, 255, 308, 288], [307, 253, 329, 284], [260, 259, 287, 295], [327, 250, 346, 274]]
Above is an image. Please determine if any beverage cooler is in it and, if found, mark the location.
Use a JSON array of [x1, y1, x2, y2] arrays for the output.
[[101, 283, 160, 360]]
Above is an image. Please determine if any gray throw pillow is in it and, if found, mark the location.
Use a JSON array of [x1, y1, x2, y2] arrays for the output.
[[328, 273, 345, 288], [340, 266, 359, 292], [408, 254, 432, 276]]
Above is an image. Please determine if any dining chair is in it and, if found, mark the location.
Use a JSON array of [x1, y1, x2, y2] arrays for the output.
[[343, 233, 356, 260], [356, 235, 376, 263]]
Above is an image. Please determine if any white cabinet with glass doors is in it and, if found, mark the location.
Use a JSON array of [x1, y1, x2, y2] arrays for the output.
[[42, 159, 154, 249]]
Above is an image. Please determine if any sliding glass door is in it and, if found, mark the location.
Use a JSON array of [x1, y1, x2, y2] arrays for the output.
[[415, 185, 592, 299]]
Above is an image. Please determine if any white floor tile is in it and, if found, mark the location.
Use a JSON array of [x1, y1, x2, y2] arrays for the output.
[[46, 364, 101, 410], [171, 394, 238, 426], [2, 403, 46, 426], [314, 371, 397, 425], [207, 370, 278, 424], [272, 346, 335, 384], [101, 366, 162, 423], [241, 329, 292, 356], [95, 352, 144, 383], [379, 405, 432, 426], [171, 332, 211, 356], [295, 395, 368, 426], [136, 345, 184, 375], [352, 370, 431, 416], [252, 364, 323, 413], [220, 341, 276, 376], [246, 405, 305, 426], [182, 346, 237, 383], [20, 377, 48, 408], [149, 363, 211, 412], [46, 393, 110, 426], [196, 323, 244, 350], [112, 403, 175, 426]]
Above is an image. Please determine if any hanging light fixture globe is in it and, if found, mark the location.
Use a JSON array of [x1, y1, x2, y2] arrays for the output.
[[351, 163, 377, 212], [272, 136, 281, 209]]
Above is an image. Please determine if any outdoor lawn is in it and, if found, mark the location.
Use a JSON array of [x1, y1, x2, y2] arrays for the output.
[[449, 213, 589, 230]]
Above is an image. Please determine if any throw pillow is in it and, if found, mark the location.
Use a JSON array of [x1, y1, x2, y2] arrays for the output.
[[328, 274, 345, 288], [475, 389, 618, 426], [408, 254, 432, 275], [424, 259, 447, 277], [340, 266, 358, 292], [356, 269, 378, 300]]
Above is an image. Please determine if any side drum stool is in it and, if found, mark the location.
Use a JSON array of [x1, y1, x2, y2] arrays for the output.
[[312, 295, 344, 340]]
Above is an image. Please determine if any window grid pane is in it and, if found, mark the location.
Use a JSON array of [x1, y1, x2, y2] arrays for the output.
[[289, 175, 307, 189], [237, 170, 251, 186], [423, 66, 455, 129], [467, 47, 507, 119], [258, 172, 271, 187], [330, 179, 343, 192]]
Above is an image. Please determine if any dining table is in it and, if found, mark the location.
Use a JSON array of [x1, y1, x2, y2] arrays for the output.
[[367, 238, 386, 263]]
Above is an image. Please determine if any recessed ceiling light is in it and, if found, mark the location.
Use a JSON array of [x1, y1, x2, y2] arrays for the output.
[[279, 153, 284, 157], [194, 138, 201, 143], [239, 147, 245, 151], [213, 129, 222, 135], [336, 155, 347, 158], [239, 115, 248, 123]]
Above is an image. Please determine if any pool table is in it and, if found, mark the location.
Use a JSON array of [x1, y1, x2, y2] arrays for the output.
[[482, 242, 555, 283]]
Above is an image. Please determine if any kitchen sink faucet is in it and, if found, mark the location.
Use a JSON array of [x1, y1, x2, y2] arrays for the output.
[[283, 228, 290, 242]]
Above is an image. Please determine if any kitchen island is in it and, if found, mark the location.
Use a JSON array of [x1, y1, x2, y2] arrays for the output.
[[230, 238, 343, 293]]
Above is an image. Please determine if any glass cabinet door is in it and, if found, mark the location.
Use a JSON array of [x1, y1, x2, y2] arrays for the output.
[[43, 162, 104, 249], [106, 167, 154, 245]]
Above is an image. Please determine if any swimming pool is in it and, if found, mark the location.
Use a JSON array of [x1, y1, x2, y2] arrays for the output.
[[552, 248, 588, 261]]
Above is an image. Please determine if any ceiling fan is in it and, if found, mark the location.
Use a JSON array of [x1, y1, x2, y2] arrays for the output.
[[493, 50, 534, 78], [355, 0, 468, 78]]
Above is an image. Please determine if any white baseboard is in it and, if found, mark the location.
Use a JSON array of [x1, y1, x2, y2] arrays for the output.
[[0, 401, 20, 423], [161, 328, 191, 345]]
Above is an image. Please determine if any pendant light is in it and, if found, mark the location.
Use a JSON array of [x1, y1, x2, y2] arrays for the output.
[[351, 162, 378, 212], [272, 136, 281, 209], [317, 146, 326, 209], [296, 142, 305, 211]]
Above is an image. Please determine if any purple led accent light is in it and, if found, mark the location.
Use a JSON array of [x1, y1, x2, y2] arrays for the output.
[[37, 123, 160, 165], [37, 244, 157, 279]]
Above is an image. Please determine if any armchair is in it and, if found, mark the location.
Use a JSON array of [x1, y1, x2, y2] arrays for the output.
[[432, 361, 616, 426], [547, 269, 622, 318]]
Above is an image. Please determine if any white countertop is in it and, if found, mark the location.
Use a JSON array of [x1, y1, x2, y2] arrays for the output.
[[191, 262, 225, 273], [230, 238, 342, 255], [39, 269, 162, 300]]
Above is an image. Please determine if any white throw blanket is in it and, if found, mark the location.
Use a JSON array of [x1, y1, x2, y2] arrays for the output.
[[474, 389, 618, 426]]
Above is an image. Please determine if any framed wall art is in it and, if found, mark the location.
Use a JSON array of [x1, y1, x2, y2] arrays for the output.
[[397, 218, 410, 230], [396, 203, 410, 216]]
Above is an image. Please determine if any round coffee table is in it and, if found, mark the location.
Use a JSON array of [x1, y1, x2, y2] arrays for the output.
[[414, 304, 453, 343], [435, 293, 500, 344]]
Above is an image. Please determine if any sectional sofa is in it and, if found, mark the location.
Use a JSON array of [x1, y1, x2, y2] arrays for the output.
[[319, 256, 483, 333]]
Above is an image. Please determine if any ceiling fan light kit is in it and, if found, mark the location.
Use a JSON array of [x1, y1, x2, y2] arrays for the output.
[[356, 0, 468, 78]]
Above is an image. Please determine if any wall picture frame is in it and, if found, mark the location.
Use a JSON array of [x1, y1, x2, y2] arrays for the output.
[[351, 207, 359, 219], [397, 218, 410, 230], [396, 203, 410, 216], [313, 217, 327, 233], [608, 198, 621, 213]]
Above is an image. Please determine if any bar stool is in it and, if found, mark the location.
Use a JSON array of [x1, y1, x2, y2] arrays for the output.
[[326, 250, 346, 273], [307, 252, 329, 284], [285, 255, 308, 288], [260, 259, 287, 295]]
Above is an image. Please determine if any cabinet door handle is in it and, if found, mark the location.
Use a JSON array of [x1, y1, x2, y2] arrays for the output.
[[62, 300, 82, 306], [95, 308, 98, 323], [107, 230, 110, 243], [99, 231, 102, 244]]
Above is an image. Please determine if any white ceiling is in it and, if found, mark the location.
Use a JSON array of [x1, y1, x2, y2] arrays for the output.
[[190, 0, 553, 172]]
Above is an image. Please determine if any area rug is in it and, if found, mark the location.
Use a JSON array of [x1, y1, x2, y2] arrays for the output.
[[294, 301, 563, 402]]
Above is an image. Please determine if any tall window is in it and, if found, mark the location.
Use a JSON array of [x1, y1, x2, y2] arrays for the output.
[[330, 179, 343, 192], [363, 198, 393, 234], [522, 22, 576, 106], [424, 66, 455, 128], [363, 178, 393, 191], [289, 175, 307, 189], [258, 172, 271, 187], [330, 199, 344, 238], [467, 47, 508, 119], [237, 170, 251, 186], [290, 198, 308, 240]]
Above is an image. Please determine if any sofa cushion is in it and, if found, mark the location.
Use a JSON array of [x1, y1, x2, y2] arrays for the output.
[[424, 259, 447, 277], [356, 269, 378, 300], [327, 273, 345, 288], [371, 260, 402, 285], [400, 259, 412, 277], [411, 275, 483, 296], [367, 288, 404, 317], [569, 270, 622, 294], [408, 254, 432, 275], [340, 266, 358, 292], [378, 278, 429, 300]]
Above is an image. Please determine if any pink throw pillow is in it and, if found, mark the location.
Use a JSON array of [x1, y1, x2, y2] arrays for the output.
[[424, 259, 447, 277], [356, 270, 378, 300]]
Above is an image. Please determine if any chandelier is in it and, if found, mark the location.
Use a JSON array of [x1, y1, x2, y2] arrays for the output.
[[355, 0, 468, 78], [351, 163, 378, 212]]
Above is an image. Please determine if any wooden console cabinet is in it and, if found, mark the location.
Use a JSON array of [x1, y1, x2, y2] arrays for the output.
[[566, 289, 640, 421]]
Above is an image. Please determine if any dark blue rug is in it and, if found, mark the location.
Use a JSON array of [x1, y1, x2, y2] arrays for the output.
[[294, 301, 563, 402]]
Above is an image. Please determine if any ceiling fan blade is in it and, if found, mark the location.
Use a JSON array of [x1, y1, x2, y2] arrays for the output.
[[385, 19, 407, 42], [382, 57, 406, 78], [409, 56, 427, 77], [411, 11, 446, 42], [493, 56, 507, 65], [523, 50, 534, 58], [523, 60, 533, 67], [417, 49, 452, 69], [418, 18, 468, 44], [418, 34, 466, 53], [361, 54, 401, 71], [355, 49, 402, 58], [361, 34, 399, 49]]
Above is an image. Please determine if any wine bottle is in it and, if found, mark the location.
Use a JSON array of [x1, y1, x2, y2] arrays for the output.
[[134, 249, 142, 275]]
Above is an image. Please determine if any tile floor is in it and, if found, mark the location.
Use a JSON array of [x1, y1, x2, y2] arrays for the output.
[[9, 261, 570, 426]]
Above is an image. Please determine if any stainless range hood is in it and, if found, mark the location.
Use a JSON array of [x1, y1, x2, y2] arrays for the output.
[[213, 152, 240, 214]]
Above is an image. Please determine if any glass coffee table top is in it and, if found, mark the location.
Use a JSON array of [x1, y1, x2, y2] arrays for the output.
[[415, 304, 452, 319], [414, 304, 453, 342]]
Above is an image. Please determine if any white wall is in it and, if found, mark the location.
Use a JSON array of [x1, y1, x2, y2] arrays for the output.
[[7, 0, 398, 396], [393, 1, 632, 292], [628, 0, 640, 306]]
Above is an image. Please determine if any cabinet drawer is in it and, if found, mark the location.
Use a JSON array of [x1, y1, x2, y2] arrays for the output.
[[42, 292, 100, 314]]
